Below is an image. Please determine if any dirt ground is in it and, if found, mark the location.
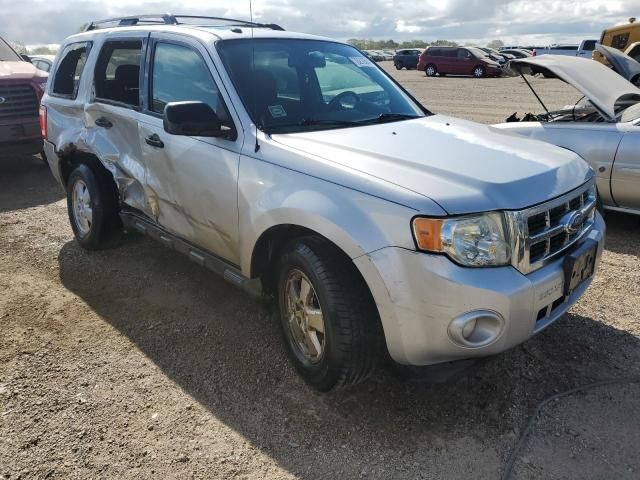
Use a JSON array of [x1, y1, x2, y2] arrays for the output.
[[1, 65, 640, 480]]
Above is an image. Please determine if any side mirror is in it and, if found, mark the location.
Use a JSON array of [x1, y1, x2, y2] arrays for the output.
[[21, 54, 32, 63], [163, 101, 222, 137]]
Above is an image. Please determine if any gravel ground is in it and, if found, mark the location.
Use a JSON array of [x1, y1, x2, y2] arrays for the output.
[[1, 64, 640, 480]]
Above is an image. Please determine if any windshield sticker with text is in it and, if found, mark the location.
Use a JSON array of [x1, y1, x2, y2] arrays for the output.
[[350, 56, 374, 67], [268, 104, 287, 118]]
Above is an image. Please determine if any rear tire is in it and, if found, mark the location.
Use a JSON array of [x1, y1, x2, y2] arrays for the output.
[[276, 236, 382, 391], [425, 64, 437, 77], [66, 163, 122, 250], [395, 62, 403, 70]]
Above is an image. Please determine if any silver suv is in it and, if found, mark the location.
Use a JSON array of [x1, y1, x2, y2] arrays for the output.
[[41, 15, 605, 391]]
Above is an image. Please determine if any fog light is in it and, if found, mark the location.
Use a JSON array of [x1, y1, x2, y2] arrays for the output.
[[448, 310, 504, 348]]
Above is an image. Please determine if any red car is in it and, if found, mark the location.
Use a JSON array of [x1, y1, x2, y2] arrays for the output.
[[418, 46, 503, 78], [0, 36, 48, 157]]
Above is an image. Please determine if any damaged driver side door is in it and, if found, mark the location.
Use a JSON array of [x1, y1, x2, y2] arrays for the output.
[[137, 34, 242, 265]]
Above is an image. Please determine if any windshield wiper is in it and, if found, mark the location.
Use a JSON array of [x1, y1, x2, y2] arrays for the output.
[[357, 113, 422, 125], [267, 115, 422, 133], [299, 118, 361, 127]]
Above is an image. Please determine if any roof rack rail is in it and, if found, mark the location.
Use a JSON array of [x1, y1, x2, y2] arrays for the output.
[[84, 14, 284, 32]]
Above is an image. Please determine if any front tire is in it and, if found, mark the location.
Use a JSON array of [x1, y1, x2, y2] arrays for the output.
[[473, 66, 486, 78], [425, 64, 437, 77], [395, 62, 403, 70], [66, 163, 122, 250], [276, 237, 382, 391]]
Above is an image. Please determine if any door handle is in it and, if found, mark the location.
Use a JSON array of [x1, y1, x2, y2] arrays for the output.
[[145, 133, 164, 149], [94, 117, 113, 129]]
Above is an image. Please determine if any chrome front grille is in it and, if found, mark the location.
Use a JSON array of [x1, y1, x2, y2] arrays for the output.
[[0, 84, 39, 119], [507, 181, 597, 274]]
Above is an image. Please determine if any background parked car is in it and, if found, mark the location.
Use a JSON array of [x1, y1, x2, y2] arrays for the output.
[[29, 55, 56, 73], [535, 41, 597, 58], [478, 47, 508, 65], [418, 46, 503, 78], [594, 17, 639, 64], [393, 48, 422, 69], [381, 50, 395, 61], [597, 44, 640, 86], [364, 50, 384, 61], [371, 50, 391, 61], [0, 35, 47, 158], [496, 54, 640, 215], [499, 48, 532, 59], [625, 41, 640, 62]]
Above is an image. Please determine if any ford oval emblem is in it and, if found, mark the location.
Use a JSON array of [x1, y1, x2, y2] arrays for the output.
[[565, 211, 585, 235], [0, 97, 6, 104]]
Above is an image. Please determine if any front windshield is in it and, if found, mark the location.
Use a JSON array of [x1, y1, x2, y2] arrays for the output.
[[468, 47, 489, 59], [0, 38, 22, 62], [217, 39, 426, 133]]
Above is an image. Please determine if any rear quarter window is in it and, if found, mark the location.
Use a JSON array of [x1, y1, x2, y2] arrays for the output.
[[51, 42, 91, 99]]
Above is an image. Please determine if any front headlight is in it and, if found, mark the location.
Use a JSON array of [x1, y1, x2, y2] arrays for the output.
[[412, 212, 511, 267]]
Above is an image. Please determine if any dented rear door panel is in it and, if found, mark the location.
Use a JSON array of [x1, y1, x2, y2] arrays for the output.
[[84, 102, 152, 217]]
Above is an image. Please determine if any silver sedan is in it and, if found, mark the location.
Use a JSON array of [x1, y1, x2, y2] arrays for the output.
[[494, 51, 640, 215]]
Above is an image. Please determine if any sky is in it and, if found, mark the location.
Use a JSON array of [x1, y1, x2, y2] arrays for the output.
[[1, 0, 638, 48]]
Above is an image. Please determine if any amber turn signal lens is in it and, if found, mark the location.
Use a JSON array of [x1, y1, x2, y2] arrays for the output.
[[412, 218, 443, 252]]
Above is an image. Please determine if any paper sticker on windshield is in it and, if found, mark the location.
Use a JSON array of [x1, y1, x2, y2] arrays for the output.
[[268, 104, 287, 118], [350, 56, 374, 67]]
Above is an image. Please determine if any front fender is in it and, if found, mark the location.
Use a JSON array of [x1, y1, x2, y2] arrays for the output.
[[238, 155, 421, 277]]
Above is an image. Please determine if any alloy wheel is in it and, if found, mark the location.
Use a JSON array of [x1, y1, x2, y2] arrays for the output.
[[72, 179, 93, 236], [284, 269, 326, 363]]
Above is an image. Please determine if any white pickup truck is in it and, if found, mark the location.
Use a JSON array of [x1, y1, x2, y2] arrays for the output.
[[536, 40, 597, 58]]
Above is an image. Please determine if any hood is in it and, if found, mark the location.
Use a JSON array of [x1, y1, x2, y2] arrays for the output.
[[511, 55, 640, 121], [0, 61, 46, 80], [596, 44, 640, 84], [271, 115, 592, 215]]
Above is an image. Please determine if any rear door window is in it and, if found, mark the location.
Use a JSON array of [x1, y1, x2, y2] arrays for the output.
[[51, 42, 91, 98], [94, 40, 143, 108], [582, 40, 596, 51]]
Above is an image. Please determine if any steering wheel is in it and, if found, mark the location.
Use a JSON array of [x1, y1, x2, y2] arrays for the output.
[[328, 90, 361, 111]]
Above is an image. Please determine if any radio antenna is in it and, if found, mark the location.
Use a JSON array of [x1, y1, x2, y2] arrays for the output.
[[250, 0, 260, 152]]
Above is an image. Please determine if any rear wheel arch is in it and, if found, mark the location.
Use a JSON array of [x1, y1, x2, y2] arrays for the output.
[[59, 149, 117, 196]]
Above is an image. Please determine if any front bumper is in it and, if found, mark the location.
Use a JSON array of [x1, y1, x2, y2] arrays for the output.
[[0, 118, 42, 157], [355, 212, 605, 366]]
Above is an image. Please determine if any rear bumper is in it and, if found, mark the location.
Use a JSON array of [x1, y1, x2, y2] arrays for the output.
[[355, 213, 605, 366], [42, 139, 64, 185]]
